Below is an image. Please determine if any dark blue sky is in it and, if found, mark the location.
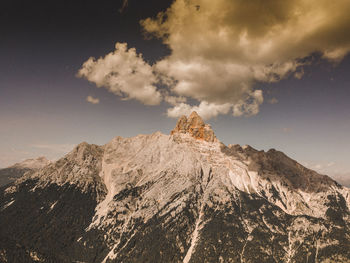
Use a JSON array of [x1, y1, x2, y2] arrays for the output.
[[0, 0, 349, 178]]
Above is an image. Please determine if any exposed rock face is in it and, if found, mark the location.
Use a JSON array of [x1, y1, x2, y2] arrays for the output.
[[171, 111, 217, 142], [1, 113, 350, 262]]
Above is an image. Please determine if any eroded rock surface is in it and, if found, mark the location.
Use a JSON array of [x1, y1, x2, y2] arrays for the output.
[[171, 111, 217, 142], [1, 113, 350, 263]]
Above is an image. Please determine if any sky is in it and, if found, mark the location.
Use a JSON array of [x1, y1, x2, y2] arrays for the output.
[[0, 0, 349, 183]]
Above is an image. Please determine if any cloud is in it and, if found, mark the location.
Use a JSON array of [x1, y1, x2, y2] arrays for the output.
[[164, 95, 187, 106], [86, 95, 100, 104], [167, 101, 232, 120], [79, 0, 350, 119], [294, 68, 305, 80], [232, 90, 264, 117], [78, 43, 161, 106]]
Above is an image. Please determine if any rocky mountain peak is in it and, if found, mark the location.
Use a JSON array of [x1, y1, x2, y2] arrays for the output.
[[2, 117, 350, 262], [171, 111, 217, 142]]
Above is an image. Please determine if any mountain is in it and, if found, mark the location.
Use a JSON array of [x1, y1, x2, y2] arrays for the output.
[[1, 112, 349, 263], [330, 173, 350, 188], [0, 157, 50, 187]]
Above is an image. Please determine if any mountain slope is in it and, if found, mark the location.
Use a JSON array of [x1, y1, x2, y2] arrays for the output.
[[330, 173, 350, 188], [0, 157, 50, 187], [1, 112, 349, 263]]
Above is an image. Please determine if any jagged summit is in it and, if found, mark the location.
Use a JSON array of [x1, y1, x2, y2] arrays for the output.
[[2, 113, 350, 262], [171, 111, 217, 142]]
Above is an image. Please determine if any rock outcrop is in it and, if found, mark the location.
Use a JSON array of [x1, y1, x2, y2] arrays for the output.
[[171, 111, 217, 142]]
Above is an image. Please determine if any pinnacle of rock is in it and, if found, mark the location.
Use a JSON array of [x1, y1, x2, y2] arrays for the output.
[[171, 111, 217, 142]]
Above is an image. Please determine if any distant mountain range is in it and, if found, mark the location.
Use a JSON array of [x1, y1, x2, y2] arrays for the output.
[[330, 173, 350, 188], [0, 112, 349, 262], [0, 156, 50, 187]]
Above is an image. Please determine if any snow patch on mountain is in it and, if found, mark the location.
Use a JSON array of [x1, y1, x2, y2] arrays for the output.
[[183, 205, 204, 263], [1, 200, 14, 211]]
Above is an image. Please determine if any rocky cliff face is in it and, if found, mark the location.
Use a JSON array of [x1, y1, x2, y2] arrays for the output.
[[171, 111, 217, 142], [0, 112, 349, 263]]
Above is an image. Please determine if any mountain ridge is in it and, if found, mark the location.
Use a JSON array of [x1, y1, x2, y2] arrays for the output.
[[0, 156, 51, 187], [1, 112, 349, 262]]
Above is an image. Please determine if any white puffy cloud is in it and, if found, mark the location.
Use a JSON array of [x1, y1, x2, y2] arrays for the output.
[[86, 95, 100, 104], [155, 58, 255, 105], [232, 90, 264, 117], [164, 95, 187, 106], [142, 0, 350, 63], [79, 0, 350, 119], [167, 89, 263, 119], [78, 43, 161, 106], [167, 101, 232, 120], [142, 0, 350, 118]]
